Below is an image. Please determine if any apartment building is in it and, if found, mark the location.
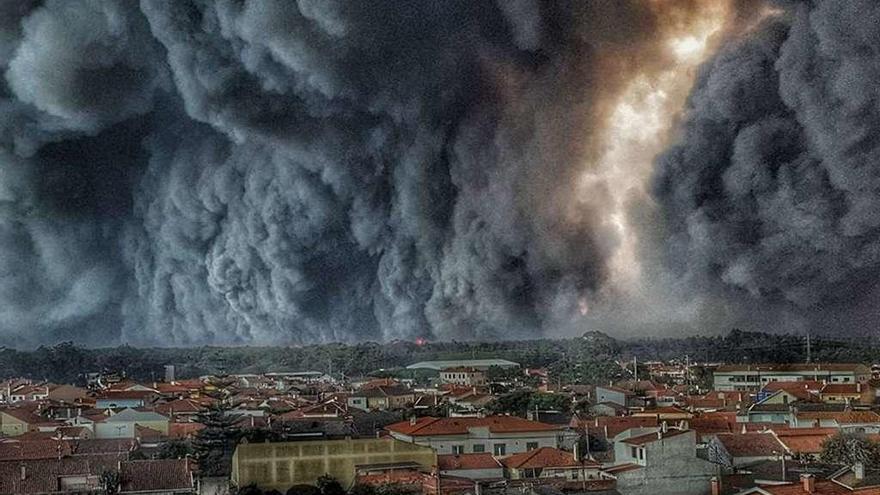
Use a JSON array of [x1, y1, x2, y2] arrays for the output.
[[385, 415, 564, 456], [713, 364, 870, 391], [439, 367, 487, 387]]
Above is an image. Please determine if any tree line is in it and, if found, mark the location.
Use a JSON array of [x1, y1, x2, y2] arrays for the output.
[[1, 329, 876, 384]]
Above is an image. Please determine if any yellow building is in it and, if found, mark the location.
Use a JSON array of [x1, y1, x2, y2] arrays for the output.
[[231, 437, 436, 490], [0, 409, 38, 436]]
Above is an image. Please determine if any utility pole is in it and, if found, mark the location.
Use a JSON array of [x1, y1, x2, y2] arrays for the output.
[[686, 354, 691, 397], [806, 332, 812, 363]]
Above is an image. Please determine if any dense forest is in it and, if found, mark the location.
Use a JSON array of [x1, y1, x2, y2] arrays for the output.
[[0, 329, 876, 385]]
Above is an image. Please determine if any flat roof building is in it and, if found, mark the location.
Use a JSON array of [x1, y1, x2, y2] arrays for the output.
[[713, 363, 870, 392], [406, 359, 519, 371]]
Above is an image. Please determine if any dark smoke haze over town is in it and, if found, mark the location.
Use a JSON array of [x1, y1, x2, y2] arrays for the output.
[[0, 0, 878, 347]]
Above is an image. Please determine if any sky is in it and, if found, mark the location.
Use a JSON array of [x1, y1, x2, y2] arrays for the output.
[[0, 0, 879, 347]]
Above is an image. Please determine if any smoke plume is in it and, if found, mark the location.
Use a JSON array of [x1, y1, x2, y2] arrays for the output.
[[651, 0, 880, 335], [0, 0, 721, 346], [4, 0, 874, 346]]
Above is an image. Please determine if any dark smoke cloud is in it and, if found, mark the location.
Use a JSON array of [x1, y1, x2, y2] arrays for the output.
[[0, 0, 711, 346], [651, 0, 880, 333]]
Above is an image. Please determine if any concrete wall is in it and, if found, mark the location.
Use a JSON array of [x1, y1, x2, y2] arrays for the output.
[[96, 422, 135, 438], [439, 468, 502, 480], [614, 431, 715, 495], [0, 412, 30, 436], [595, 387, 627, 407], [96, 399, 144, 409], [231, 438, 436, 491]]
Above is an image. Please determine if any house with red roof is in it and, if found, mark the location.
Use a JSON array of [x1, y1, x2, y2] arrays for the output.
[[733, 471, 880, 494], [707, 432, 788, 467], [499, 447, 604, 482], [0, 408, 42, 436], [385, 415, 565, 456], [572, 415, 659, 441], [119, 459, 195, 494], [819, 383, 874, 405], [772, 428, 837, 457], [437, 452, 503, 480], [793, 411, 880, 432]]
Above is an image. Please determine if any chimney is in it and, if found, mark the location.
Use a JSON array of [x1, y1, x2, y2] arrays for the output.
[[410, 416, 417, 426], [801, 474, 815, 493], [710, 477, 720, 495], [855, 462, 865, 480]]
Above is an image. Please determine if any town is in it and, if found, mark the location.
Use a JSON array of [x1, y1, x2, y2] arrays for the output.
[[2, 333, 880, 495]]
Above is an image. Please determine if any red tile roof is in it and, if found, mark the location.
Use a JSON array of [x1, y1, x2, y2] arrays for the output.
[[155, 398, 204, 415], [796, 411, 880, 424], [632, 406, 693, 417], [0, 407, 43, 424], [500, 447, 599, 469], [0, 455, 121, 494], [763, 381, 824, 393], [621, 429, 691, 445], [168, 422, 205, 439], [748, 480, 864, 494], [437, 453, 502, 470], [713, 432, 786, 457], [820, 383, 862, 394], [120, 459, 193, 493], [575, 416, 659, 439], [0, 439, 72, 461], [386, 416, 558, 436], [773, 428, 837, 454]]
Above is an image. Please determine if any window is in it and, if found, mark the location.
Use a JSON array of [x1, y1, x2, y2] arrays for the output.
[[571, 471, 579, 480], [638, 448, 644, 460], [493, 443, 506, 456], [631, 446, 638, 458], [452, 445, 464, 454], [526, 442, 539, 451], [472, 444, 485, 453]]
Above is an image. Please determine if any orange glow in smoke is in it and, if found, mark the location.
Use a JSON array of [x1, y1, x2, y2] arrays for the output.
[[579, 2, 730, 297]]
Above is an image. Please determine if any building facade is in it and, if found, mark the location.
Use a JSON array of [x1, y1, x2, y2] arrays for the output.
[[231, 438, 436, 490], [386, 416, 565, 456], [713, 364, 871, 392]]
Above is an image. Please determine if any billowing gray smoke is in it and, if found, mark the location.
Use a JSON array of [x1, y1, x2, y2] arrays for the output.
[[652, 0, 880, 332], [1, 0, 714, 346]]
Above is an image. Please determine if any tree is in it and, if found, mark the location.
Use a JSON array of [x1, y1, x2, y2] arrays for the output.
[[316, 475, 345, 495], [487, 390, 571, 416], [348, 485, 376, 495], [192, 402, 242, 476], [286, 485, 320, 495], [235, 484, 264, 495], [100, 470, 120, 495], [157, 439, 194, 459], [821, 432, 880, 466]]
